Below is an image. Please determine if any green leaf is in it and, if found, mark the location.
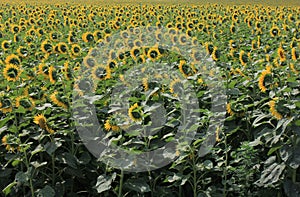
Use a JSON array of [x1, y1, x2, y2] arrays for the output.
[[15, 171, 28, 184], [2, 181, 17, 196], [94, 173, 117, 194], [37, 185, 55, 197], [267, 145, 283, 156], [44, 141, 61, 155]]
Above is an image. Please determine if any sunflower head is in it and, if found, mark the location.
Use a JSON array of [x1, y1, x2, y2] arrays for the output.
[[3, 64, 22, 82], [128, 103, 143, 122]]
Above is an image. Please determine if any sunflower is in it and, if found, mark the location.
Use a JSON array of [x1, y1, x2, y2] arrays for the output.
[[258, 65, 272, 93], [3, 64, 22, 82], [104, 118, 121, 132], [239, 50, 249, 66], [270, 26, 280, 37], [142, 77, 149, 91], [290, 63, 299, 74], [291, 47, 299, 61], [130, 46, 141, 60], [5, 54, 21, 66], [83, 56, 97, 68], [15, 96, 35, 111], [38, 63, 49, 78], [57, 42, 68, 54], [49, 65, 58, 84], [107, 59, 118, 71], [128, 103, 143, 122], [1, 134, 19, 152], [205, 42, 214, 55], [41, 40, 53, 54], [82, 32, 94, 42], [269, 98, 283, 120], [50, 91, 68, 109], [74, 77, 96, 96], [178, 60, 196, 77], [0, 98, 13, 114], [62, 61, 72, 80], [212, 46, 220, 61], [230, 24, 236, 34], [147, 46, 161, 61], [92, 65, 111, 81], [71, 44, 81, 57], [1, 40, 10, 51], [33, 114, 55, 134], [170, 78, 183, 96], [277, 46, 286, 62], [17, 46, 28, 58]]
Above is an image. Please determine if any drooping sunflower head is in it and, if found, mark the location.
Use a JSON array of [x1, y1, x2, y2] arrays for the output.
[[291, 47, 299, 61], [3, 64, 22, 82], [33, 114, 47, 130], [239, 50, 249, 66], [50, 91, 68, 109]]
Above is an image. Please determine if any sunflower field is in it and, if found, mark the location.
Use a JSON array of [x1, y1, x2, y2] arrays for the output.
[[0, 0, 300, 196]]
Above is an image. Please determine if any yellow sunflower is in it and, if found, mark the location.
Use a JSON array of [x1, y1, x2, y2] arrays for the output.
[[3, 64, 22, 82], [291, 47, 299, 61], [270, 25, 280, 37], [5, 54, 21, 66], [258, 65, 272, 93], [15, 96, 35, 111], [128, 103, 143, 122], [269, 98, 283, 120], [50, 91, 68, 109], [277, 46, 286, 62]]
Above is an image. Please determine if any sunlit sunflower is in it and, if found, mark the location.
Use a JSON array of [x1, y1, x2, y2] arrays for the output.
[[147, 46, 161, 61], [38, 63, 49, 79], [270, 26, 280, 37], [291, 47, 299, 61], [239, 50, 249, 66], [82, 32, 94, 42], [212, 46, 220, 61], [269, 98, 283, 120], [258, 65, 272, 93], [41, 40, 53, 54], [226, 103, 234, 116], [50, 91, 68, 109], [15, 96, 35, 111], [49, 65, 58, 84], [1, 40, 10, 51], [3, 64, 22, 82], [71, 44, 81, 57], [205, 42, 214, 55], [128, 103, 143, 122], [130, 46, 141, 60], [178, 60, 196, 77], [57, 42, 68, 54], [33, 114, 55, 134], [277, 45, 286, 62], [62, 61, 72, 80], [289, 63, 299, 74], [17, 46, 28, 58], [5, 54, 21, 66], [104, 118, 121, 132]]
